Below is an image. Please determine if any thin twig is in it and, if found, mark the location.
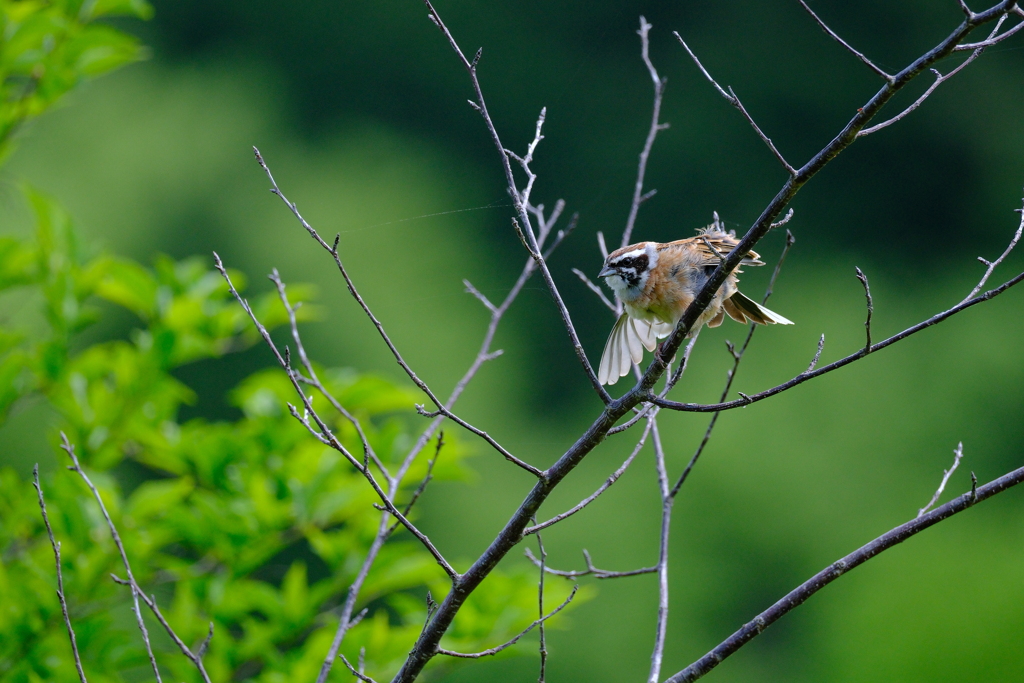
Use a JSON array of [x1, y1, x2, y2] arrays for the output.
[[525, 548, 657, 579], [962, 196, 1024, 303], [954, 12, 1024, 49], [463, 279, 497, 313], [214, 257, 460, 581], [860, 15, 1009, 137], [805, 334, 825, 374], [61, 435, 198, 683], [653, 260, 1024, 413], [254, 149, 536, 477], [572, 268, 618, 314], [524, 420, 654, 535], [387, 432, 445, 537], [436, 586, 578, 658], [536, 531, 548, 683], [340, 654, 378, 683], [622, 16, 669, 248], [918, 442, 964, 518], [647, 419, 672, 683], [421, 0, 612, 404], [797, 0, 894, 82], [770, 208, 795, 230], [854, 267, 873, 354], [673, 32, 796, 176], [541, 211, 578, 261], [269, 270, 389, 479], [33, 465, 89, 683], [665, 462, 1024, 682], [670, 232, 796, 499]]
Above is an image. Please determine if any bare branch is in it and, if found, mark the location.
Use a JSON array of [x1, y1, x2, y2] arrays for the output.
[[387, 432, 445, 538], [524, 420, 654, 535], [269, 270, 389, 479], [854, 267, 874, 354], [622, 16, 669, 248], [535, 531, 548, 683], [653, 261, 1024, 414], [729, 86, 797, 176], [340, 654, 379, 683], [962, 196, 1024, 303], [672, 33, 795, 176], [61, 435, 207, 683], [954, 12, 1024, 49], [860, 15, 1010, 137], [437, 586, 578, 658], [255, 149, 436, 402], [240, 162, 538, 479], [215, 259, 460, 580], [918, 442, 964, 518], [647, 420, 672, 683], [526, 548, 656, 580], [33, 465, 88, 683], [463, 279, 497, 313], [419, 0, 612, 405], [665, 462, 1024, 682], [805, 334, 826, 374], [391, 5, 1019, 681], [797, 0, 894, 82], [417, 403, 543, 477]]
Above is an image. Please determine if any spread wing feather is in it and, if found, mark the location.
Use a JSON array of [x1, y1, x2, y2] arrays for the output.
[[599, 315, 674, 385]]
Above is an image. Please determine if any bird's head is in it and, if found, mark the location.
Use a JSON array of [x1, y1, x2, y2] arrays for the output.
[[599, 242, 659, 299]]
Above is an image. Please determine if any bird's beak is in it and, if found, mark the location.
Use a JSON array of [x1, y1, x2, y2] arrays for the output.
[[598, 265, 615, 278]]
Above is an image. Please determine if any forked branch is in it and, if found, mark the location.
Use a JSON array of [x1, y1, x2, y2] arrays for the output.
[[525, 548, 656, 580], [436, 586, 578, 658], [918, 442, 964, 517], [654, 202, 1024, 414], [60, 434, 212, 683]]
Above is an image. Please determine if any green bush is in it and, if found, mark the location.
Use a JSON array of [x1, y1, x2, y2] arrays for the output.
[[0, 4, 571, 680]]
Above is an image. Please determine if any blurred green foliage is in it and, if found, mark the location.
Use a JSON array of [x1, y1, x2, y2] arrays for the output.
[[0, 6, 565, 681], [0, 189, 571, 681], [0, 0, 151, 162]]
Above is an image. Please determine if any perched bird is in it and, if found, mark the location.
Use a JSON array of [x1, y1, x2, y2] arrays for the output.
[[597, 227, 793, 385]]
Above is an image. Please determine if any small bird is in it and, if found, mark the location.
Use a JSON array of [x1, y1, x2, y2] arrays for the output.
[[597, 227, 793, 385]]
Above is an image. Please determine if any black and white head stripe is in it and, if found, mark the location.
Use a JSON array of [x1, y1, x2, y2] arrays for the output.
[[605, 244, 658, 287]]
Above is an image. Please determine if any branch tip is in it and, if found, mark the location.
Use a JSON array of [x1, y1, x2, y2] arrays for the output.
[[854, 267, 874, 353]]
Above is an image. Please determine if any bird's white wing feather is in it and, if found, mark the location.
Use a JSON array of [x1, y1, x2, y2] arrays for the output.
[[600, 314, 664, 385]]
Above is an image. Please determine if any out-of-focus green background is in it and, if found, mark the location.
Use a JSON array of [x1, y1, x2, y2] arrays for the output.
[[3, 1, 1024, 681]]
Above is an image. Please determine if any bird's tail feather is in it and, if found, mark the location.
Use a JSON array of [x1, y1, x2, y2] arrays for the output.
[[724, 291, 794, 326]]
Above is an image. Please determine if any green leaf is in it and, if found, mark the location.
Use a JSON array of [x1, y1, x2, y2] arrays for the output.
[[86, 0, 154, 20]]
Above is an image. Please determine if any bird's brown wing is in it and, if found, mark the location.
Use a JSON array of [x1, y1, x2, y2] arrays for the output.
[[663, 232, 764, 269]]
